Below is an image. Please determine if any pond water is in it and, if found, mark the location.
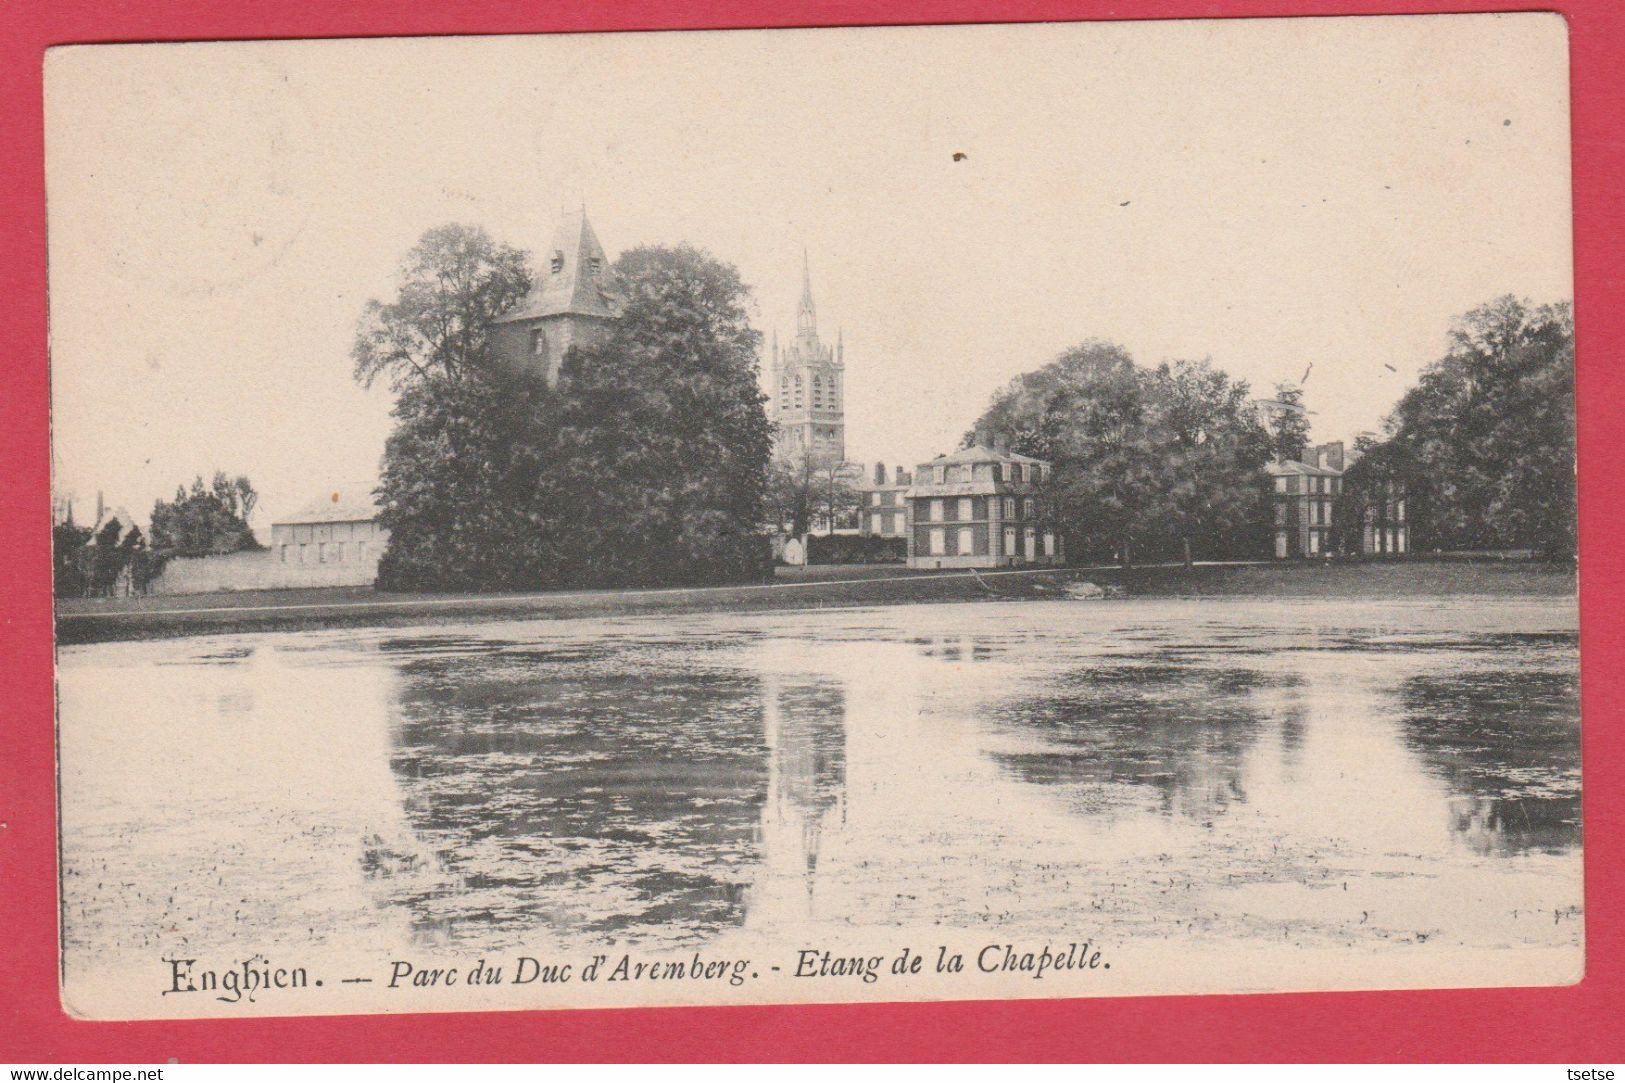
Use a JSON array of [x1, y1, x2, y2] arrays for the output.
[[57, 596, 1582, 1008]]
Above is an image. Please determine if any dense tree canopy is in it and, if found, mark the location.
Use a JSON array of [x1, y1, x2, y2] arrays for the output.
[[969, 340, 1270, 564], [1367, 296, 1575, 557], [148, 472, 261, 558], [552, 244, 774, 586], [369, 231, 774, 590]]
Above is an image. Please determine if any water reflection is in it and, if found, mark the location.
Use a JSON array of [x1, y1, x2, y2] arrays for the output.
[[977, 659, 1285, 822], [381, 638, 769, 949], [1398, 667, 1581, 854], [56, 600, 1583, 977]]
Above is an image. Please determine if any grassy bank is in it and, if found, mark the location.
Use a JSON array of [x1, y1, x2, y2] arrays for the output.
[[54, 559, 1576, 646]]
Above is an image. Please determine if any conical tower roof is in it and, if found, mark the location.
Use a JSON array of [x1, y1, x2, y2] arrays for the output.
[[495, 205, 622, 323]]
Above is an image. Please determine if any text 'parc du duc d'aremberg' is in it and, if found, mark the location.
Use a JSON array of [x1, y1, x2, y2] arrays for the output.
[[161, 943, 1112, 1004]]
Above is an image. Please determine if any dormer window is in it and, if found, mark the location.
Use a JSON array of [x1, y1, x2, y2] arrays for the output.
[[550, 250, 565, 274]]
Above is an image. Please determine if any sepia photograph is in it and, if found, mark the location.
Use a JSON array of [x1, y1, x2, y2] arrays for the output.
[[45, 14, 1579, 1022]]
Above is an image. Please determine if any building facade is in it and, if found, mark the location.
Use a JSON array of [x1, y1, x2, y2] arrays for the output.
[[490, 207, 623, 385], [770, 254, 845, 467], [1266, 441, 1344, 559], [148, 492, 389, 595], [858, 463, 913, 539], [904, 435, 1063, 570], [1361, 478, 1409, 557], [269, 495, 389, 579]]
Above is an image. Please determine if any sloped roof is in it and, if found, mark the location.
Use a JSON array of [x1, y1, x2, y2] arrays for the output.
[[275, 492, 381, 525], [88, 506, 141, 543], [922, 443, 1049, 468], [1266, 459, 1342, 478], [494, 207, 623, 324]]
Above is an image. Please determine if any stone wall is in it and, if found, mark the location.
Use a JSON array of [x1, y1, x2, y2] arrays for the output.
[[147, 545, 384, 595]]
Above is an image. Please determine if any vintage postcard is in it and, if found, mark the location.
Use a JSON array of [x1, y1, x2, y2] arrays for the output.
[[47, 14, 1578, 1021]]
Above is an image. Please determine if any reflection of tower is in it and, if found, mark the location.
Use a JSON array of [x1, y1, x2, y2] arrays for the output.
[[752, 675, 847, 922], [769, 253, 846, 466]]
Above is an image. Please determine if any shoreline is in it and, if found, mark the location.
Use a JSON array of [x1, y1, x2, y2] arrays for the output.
[[54, 560, 1577, 646]]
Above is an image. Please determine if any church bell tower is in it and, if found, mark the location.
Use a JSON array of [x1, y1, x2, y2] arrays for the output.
[[771, 253, 845, 466], [491, 205, 623, 385]]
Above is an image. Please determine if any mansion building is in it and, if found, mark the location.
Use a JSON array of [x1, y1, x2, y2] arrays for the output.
[[900, 434, 1064, 570]]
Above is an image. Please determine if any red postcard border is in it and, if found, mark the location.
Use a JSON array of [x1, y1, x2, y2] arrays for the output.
[[2, 0, 1619, 1063]]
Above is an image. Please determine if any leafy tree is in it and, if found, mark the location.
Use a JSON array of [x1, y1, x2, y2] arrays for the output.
[[1266, 383, 1311, 464], [554, 244, 774, 586], [353, 223, 533, 390], [1145, 358, 1273, 565], [970, 340, 1269, 566], [149, 475, 261, 559], [374, 367, 559, 591], [368, 233, 774, 590], [1380, 296, 1574, 557], [52, 520, 92, 597]]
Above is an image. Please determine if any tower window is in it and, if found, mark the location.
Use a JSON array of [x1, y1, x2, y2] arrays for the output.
[[587, 257, 602, 276], [531, 328, 547, 357], [550, 250, 565, 274]]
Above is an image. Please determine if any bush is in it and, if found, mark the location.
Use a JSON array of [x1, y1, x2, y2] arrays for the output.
[[806, 534, 906, 565]]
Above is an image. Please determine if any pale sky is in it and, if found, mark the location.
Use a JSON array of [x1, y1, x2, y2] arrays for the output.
[[45, 14, 1572, 533]]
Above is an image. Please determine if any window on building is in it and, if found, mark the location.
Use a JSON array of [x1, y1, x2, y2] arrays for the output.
[[956, 497, 973, 521], [1003, 527, 1016, 557], [1024, 528, 1037, 560], [870, 492, 881, 506], [318, 542, 328, 564], [957, 527, 974, 556], [279, 545, 289, 564], [531, 328, 547, 357], [1003, 497, 1016, 519], [586, 256, 602, 276], [1031, 464, 1043, 483], [1044, 532, 1056, 557], [871, 513, 882, 534], [813, 376, 823, 406], [929, 528, 946, 555], [1396, 500, 1406, 522], [1309, 532, 1321, 555], [894, 513, 906, 533], [1010, 464, 1024, 483], [299, 543, 309, 564], [934, 465, 946, 484], [930, 499, 943, 522], [1274, 476, 1288, 493], [550, 249, 564, 274]]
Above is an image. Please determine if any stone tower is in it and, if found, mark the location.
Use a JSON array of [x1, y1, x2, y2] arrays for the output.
[[771, 253, 845, 465], [491, 206, 623, 385]]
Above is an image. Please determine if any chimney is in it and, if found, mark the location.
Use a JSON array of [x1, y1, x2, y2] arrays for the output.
[[975, 428, 992, 449], [898, 468, 912, 485], [993, 433, 1010, 454], [874, 462, 885, 485], [1320, 441, 1345, 473]]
